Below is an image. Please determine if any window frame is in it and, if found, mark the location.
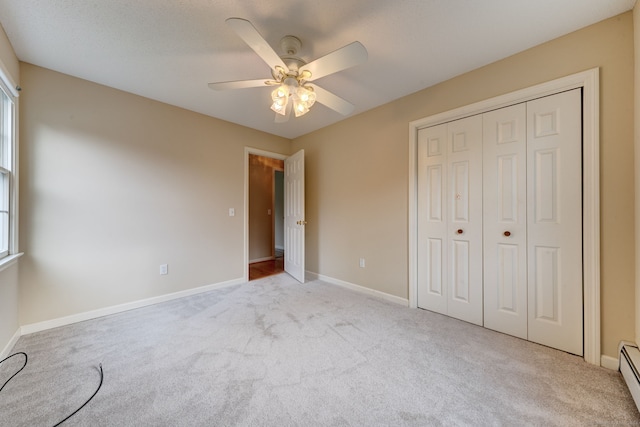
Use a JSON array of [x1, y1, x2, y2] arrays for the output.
[[0, 69, 19, 268], [0, 168, 10, 258]]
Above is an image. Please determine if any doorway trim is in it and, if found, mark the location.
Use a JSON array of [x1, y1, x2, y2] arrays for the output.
[[244, 147, 288, 283], [408, 68, 600, 365]]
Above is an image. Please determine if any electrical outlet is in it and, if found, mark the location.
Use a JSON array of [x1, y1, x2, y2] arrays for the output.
[[359, 258, 365, 268], [160, 264, 168, 275]]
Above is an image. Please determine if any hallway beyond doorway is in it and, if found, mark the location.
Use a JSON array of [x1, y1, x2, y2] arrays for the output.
[[249, 249, 284, 281]]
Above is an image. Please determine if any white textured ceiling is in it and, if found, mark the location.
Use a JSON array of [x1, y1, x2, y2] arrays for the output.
[[0, 0, 635, 139]]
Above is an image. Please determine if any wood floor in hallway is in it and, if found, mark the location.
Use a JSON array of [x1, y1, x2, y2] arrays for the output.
[[249, 253, 284, 281]]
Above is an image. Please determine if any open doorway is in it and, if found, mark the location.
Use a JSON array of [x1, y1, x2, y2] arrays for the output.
[[244, 147, 306, 284], [274, 169, 284, 256], [248, 153, 284, 280]]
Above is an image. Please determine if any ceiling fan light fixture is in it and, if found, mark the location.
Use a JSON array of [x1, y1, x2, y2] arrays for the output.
[[270, 97, 288, 115], [271, 85, 289, 101], [271, 101, 286, 115], [291, 85, 316, 117], [270, 85, 290, 115], [293, 100, 309, 117], [297, 86, 316, 107]]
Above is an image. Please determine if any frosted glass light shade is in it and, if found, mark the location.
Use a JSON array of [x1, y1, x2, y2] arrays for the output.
[[270, 85, 289, 115]]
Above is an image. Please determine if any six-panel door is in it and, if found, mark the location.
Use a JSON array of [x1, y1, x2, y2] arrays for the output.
[[284, 149, 305, 283], [483, 103, 528, 339], [417, 116, 483, 326], [527, 90, 583, 356], [418, 89, 583, 355]]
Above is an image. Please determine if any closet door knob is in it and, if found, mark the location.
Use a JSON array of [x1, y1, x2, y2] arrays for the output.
[[456, 229, 464, 235], [504, 231, 511, 237]]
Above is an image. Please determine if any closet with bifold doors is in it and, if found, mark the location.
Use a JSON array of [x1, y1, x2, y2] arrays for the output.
[[417, 89, 583, 356]]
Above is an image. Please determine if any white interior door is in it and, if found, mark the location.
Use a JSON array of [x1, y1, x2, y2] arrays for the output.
[[483, 103, 528, 339], [417, 123, 448, 314], [417, 116, 483, 326], [527, 89, 583, 356], [446, 116, 483, 326], [284, 149, 305, 283]]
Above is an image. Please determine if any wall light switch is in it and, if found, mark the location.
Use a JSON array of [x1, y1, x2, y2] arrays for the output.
[[229, 208, 235, 217], [160, 264, 168, 275], [359, 258, 366, 268]]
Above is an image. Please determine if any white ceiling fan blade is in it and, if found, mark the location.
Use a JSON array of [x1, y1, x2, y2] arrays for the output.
[[226, 18, 288, 72], [309, 84, 355, 116], [208, 79, 270, 90], [300, 42, 367, 81]]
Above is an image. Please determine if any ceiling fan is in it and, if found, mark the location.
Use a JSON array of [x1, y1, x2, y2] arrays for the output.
[[208, 18, 368, 122]]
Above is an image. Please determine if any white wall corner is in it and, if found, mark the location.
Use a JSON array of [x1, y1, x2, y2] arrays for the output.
[[601, 354, 620, 371], [1, 328, 21, 359], [305, 270, 319, 281], [633, 2, 640, 348]]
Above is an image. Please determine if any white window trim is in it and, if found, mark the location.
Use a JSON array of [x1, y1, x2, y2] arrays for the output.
[[0, 62, 20, 268], [0, 166, 9, 258], [0, 252, 22, 273]]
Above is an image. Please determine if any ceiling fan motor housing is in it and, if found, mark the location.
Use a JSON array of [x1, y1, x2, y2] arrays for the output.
[[280, 35, 301, 56], [279, 35, 306, 71]]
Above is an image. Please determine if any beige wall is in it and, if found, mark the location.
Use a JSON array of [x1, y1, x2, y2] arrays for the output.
[[0, 262, 19, 353], [635, 3, 640, 346], [0, 23, 18, 86], [0, 23, 19, 354], [18, 63, 290, 325], [293, 12, 635, 359], [248, 154, 283, 261]]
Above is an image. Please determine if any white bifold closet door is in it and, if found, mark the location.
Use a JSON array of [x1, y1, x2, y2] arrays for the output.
[[483, 91, 582, 355], [419, 89, 583, 356], [417, 115, 483, 326], [526, 90, 582, 355], [483, 102, 528, 339]]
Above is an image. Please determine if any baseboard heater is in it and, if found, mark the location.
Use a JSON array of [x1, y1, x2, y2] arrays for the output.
[[619, 342, 640, 411]]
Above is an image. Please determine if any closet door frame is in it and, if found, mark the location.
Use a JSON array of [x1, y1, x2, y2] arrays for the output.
[[408, 68, 600, 366]]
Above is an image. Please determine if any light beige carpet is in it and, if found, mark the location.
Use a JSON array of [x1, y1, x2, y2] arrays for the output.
[[0, 273, 638, 426]]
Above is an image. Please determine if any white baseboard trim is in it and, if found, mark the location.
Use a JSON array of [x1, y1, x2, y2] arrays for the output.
[[306, 271, 409, 307], [606, 340, 639, 372], [601, 354, 619, 371], [1, 328, 21, 359], [249, 256, 274, 264], [21, 277, 245, 335]]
